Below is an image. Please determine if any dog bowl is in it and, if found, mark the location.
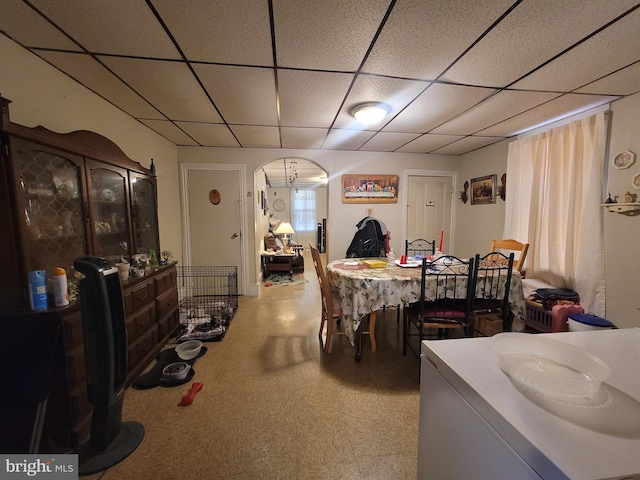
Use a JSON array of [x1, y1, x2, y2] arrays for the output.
[[162, 362, 190, 381], [176, 340, 203, 360]]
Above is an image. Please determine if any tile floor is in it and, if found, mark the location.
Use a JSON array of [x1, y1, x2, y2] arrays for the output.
[[86, 251, 421, 480]]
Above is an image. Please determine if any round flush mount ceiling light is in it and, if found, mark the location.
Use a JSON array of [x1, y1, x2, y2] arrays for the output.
[[349, 102, 391, 125]]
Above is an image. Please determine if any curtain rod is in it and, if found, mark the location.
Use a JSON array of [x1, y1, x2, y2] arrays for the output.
[[517, 103, 610, 140]]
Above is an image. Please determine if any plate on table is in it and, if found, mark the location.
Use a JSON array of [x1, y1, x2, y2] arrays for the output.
[[394, 259, 421, 268]]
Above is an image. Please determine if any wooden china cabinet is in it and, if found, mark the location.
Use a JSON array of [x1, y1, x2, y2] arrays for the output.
[[0, 97, 179, 452]]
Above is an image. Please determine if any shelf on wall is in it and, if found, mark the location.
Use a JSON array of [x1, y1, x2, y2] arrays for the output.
[[601, 203, 640, 213]]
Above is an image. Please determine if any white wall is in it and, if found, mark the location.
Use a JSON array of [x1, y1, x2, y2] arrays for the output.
[[455, 140, 510, 257], [0, 36, 182, 263], [603, 92, 640, 328]]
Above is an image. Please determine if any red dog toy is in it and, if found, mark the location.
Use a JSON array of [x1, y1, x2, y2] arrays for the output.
[[181, 382, 204, 406]]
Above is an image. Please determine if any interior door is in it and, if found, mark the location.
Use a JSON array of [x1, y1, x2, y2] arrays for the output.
[[406, 176, 453, 252], [186, 169, 243, 288]]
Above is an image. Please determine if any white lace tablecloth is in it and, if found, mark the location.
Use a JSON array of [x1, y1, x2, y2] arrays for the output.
[[326, 258, 526, 346]]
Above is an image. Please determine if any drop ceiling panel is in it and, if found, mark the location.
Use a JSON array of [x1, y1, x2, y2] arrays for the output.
[[384, 84, 496, 133], [30, 0, 180, 59], [513, 8, 640, 92], [153, 0, 272, 65], [323, 129, 375, 150], [139, 119, 198, 146], [431, 90, 561, 135], [273, 0, 389, 71], [362, 0, 515, 80], [278, 70, 353, 127], [36, 51, 164, 120], [397, 134, 465, 154], [99, 56, 222, 123], [281, 127, 328, 150], [360, 132, 422, 152], [230, 125, 280, 148], [195, 64, 277, 125], [576, 62, 640, 96], [176, 122, 240, 147], [2, 1, 639, 156], [333, 75, 428, 129], [442, 0, 640, 88], [431, 136, 503, 155], [478, 93, 619, 136], [0, 0, 81, 50]]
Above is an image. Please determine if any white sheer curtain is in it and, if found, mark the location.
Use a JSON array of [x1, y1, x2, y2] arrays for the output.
[[504, 112, 607, 315], [290, 189, 317, 249]]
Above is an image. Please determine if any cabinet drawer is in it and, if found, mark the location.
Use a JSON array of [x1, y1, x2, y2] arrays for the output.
[[154, 266, 177, 296], [158, 309, 179, 339], [156, 285, 178, 320], [64, 344, 86, 390], [123, 280, 155, 315], [126, 303, 157, 343], [60, 310, 84, 349], [127, 324, 159, 371]]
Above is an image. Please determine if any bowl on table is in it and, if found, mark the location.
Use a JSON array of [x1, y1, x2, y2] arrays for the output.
[[176, 340, 203, 360]]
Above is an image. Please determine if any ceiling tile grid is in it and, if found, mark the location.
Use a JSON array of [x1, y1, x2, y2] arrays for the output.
[[1, 0, 639, 156]]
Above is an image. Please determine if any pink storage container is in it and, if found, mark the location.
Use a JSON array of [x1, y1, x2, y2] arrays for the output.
[[551, 304, 584, 332]]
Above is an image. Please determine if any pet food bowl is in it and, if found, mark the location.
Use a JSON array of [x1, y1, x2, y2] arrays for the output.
[[162, 362, 190, 381], [176, 340, 203, 360], [493, 333, 610, 399]]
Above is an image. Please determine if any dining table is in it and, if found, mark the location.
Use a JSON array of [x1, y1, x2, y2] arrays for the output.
[[326, 257, 527, 362]]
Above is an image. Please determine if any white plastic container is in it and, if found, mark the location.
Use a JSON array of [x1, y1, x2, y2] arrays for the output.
[[568, 313, 614, 331], [493, 332, 611, 399], [52, 267, 69, 307]]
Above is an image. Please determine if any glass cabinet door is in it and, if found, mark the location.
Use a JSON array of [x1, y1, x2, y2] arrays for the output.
[[88, 162, 131, 260], [130, 172, 159, 256], [12, 138, 88, 278]]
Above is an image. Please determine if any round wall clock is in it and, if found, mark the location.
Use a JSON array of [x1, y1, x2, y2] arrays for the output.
[[273, 198, 286, 212], [209, 189, 221, 205], [612, 150, 636, 169]]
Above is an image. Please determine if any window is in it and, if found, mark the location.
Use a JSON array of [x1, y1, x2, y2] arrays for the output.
[[504, 112, 607, 315], [291, 189, 317, 248]]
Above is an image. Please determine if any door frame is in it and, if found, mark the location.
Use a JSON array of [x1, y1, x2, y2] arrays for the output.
[[401, 169, 458, 254], [180, 163, 247, 296]]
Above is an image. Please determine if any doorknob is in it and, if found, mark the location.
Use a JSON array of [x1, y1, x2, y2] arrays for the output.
[[231, 232, 239, 239]]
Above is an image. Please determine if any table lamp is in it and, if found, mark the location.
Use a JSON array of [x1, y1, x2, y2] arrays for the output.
[[274, 222, 295, 251]]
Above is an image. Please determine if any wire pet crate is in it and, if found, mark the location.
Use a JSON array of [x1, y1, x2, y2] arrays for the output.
[[176, 266, 238, 342]]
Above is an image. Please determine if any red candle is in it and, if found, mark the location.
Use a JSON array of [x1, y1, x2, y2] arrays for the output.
[[439, 229, 444, 252]]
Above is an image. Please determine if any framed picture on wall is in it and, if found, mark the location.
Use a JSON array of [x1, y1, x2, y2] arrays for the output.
[[470, 174, 496, 205], [341, 174, 399, 203]]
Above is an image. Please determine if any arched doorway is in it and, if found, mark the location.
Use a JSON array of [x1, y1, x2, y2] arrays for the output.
[[257, 157, 328, 257]]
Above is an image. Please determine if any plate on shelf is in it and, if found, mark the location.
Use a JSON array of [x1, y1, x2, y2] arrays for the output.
[[612, 150, 636, 169], [394, 259, 421, 268]]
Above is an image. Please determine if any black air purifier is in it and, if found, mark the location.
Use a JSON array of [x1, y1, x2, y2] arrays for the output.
[[73, 256, 144, 475]]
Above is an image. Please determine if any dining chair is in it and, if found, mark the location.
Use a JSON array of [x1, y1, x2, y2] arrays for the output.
[[309, 243, 346, 353], [405, 239, 435, 257], [357, 238, 386, 258], [471, 252, 515, 336], [489, 239, 529, 274], [403, 255, 475, 359]]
